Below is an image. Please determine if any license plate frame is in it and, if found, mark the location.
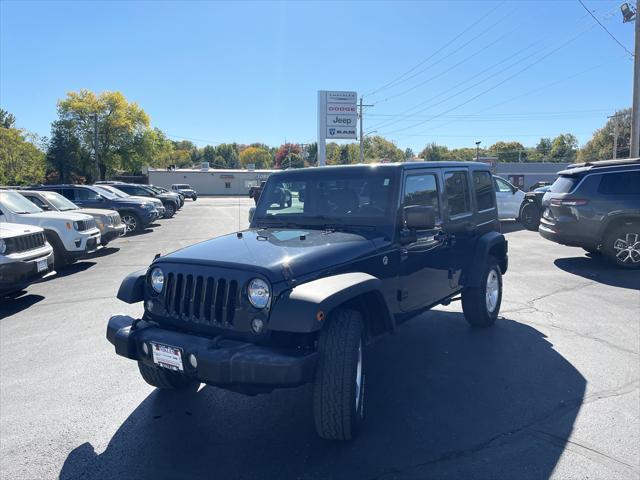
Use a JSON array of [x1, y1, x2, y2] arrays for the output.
[[151, 342, 184, 372], [36, 258, 48, 273]]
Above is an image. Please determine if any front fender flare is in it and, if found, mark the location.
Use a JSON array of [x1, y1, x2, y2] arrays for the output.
[[268, 272, 385, 333], [463, 231, 508, 287], [117, 269, 147, 303]]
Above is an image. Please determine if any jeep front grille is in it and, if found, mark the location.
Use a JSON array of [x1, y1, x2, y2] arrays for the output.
[[6, 232, 46, 254], [162, 273, 239, 326], [76, 218, 97, 231]]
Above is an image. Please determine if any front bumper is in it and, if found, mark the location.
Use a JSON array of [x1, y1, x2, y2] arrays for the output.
[[106, 315, 318, 388], [0, 250, 55, 293], [101, 225, 126, 244]]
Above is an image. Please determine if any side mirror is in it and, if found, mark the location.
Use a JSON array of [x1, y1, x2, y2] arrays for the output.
[[248, 207, 256, 223], [404, 205, 436, 230], [41, 205, 51, 211]]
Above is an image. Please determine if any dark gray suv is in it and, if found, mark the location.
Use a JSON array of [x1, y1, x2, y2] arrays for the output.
[[539, 159, 640, 268]]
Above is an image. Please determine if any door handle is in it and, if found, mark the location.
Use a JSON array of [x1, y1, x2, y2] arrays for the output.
[[400, 248, 408, 261]]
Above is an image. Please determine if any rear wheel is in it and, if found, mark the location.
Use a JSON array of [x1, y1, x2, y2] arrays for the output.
[[137, 362, 199, 391], [313, 309, 365, 441], [519, 203, 540, 231], [121, 212, 142, 234], [462, 256, 502, 328], [603, 223, 640, 269]]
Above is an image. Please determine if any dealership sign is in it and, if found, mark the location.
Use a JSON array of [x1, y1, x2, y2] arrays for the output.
[[318, 91, 358, 141]]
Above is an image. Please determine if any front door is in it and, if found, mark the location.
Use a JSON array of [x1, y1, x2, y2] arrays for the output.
[[399, 170, 454, 312], [494, 176, 519, 219]]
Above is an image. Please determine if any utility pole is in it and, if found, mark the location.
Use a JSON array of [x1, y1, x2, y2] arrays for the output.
[[622, 1, 640, 157], [475, 141, 481, 161], [608, 113, 625, 159], [92, 114, 100, 180], [359, 97, 374, 162]]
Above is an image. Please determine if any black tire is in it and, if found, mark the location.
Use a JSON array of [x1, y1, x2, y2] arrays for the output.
[[163, 203, 176, 219], [286, 193, 292, 208], [137, 362, 199, 391], [461, 256, 502, 328], [602, 222, 640, 269], [192, 195, 197, 201], [519, 203, 540, 231], [44, 231, 69, 270], [313, 309, 365, 441], [121, 212, 142, 234]]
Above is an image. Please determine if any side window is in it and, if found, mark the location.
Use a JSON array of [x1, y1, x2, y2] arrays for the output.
[[494, 177, 513, 193], [404, 174, 439, 215], [58, 188, 75, 201], [74, 188, 100, 201], [445, 171, 471, 217], [473, 171, 495, 211], [598, 171, 640, 195]]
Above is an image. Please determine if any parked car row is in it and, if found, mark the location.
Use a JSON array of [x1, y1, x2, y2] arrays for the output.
[[0, 182, 198, 296]]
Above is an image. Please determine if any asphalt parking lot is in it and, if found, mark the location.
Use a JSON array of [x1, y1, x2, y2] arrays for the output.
[[1, 197, 638, 480]]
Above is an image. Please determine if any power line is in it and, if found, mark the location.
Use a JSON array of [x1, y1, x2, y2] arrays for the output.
[[577, 0, 634, 57], [364, 1, 506, 99]]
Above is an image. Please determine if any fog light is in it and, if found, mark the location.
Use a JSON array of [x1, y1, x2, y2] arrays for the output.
[[188, 353, 198, 369], [251, 318, 264, 334], [141, 342, 149, 356]]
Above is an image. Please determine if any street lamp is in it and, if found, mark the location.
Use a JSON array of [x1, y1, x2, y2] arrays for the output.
[[475, 141, 481, 161]]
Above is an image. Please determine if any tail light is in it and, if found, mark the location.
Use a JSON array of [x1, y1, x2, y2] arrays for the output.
[[550, 198, 589, 207]]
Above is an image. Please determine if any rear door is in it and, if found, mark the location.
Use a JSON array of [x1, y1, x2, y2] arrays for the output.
[[70, 187, 102, 208], [399, 169, 454, 312], [494, 176, 520, 219]]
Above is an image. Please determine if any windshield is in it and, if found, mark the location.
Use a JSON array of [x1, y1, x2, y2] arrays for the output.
[[95, 185, 128, 198], [42, 192, 78, 211], [177, 184, 192, 189], [0, 191, 43, 214], [253, 169, 398, 228], [89, 186, 117, 200]]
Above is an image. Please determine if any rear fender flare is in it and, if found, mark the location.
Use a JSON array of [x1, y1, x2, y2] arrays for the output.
[[463, 232, 508, 287], [268, 272, 389, 333]]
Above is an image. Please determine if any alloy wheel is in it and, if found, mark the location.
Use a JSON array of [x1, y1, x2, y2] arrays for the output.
[[122, 215, 137, 233], [485, 268, 500, 313], [613, 233, 640, 265]]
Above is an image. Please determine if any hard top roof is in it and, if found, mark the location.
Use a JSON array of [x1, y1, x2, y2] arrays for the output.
[[270, 161, 490, 177]]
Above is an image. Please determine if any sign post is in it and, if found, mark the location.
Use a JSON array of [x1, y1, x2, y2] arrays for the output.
[[317, 90, 357, 166]]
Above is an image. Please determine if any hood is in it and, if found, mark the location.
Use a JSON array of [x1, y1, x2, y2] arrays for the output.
[[178, 188, 195, 194], [156, 228, 383, 283], [128, 196, 161, 207], [8, 210, 95, 230], [0, 222, 43, 238], [77, 208, 118, 217], [111, 197, 153, 207]]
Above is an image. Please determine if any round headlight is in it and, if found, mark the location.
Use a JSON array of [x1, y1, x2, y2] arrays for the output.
[[247, 278, 270, 309], [150, 267, 164, 293], [0, 239, 6, 255]]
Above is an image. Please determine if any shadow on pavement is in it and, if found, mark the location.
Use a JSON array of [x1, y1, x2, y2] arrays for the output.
[[0, 292, 45, 319], [501, 221, 524, 234], [90, 247, 120, 258], [60, 314, 586, 480], [51, 261, 96, 279], [554, 256, 640, 290]]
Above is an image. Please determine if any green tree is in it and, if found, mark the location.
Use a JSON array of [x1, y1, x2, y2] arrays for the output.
[[548, 133, 578, 162], [363, 136, 404, 162], [239, 146, 272, 169], [578, 109, 630, 162], [275, 143, 302, 168], [404, 147, 414, 160], [56, 89, 150, 180], [488, 141, 526, 162], [0, 109, 16, 129], [215, 143, 239, 168], [0, 126, 46, 185], [419, 143, 450, 161], [284, 153, 305, 168], [46, 119, 90, 183]]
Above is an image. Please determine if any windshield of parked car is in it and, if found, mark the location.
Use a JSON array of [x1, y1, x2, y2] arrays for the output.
[[177, 184, 192, 189], [252, 168, 398, 229], [42, 191, 78, 211], [95, 185, 128, 198], [0, 191, 43, 214]]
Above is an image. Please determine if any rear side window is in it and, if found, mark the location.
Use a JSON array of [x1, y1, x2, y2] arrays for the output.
[[404, 174, 439, 214], [550, 176, 578, 193], [73, 188, 101, 201], [445, 171, 471, 217], [597, 171, 640, 195], [473, 171, 495, 211]]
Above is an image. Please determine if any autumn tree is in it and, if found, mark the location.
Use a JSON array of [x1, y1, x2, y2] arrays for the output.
[[239, 146, 272, 169], [0, 116, 46, 185], [578, 109, 630, 162], [275, 143, 302, 168]]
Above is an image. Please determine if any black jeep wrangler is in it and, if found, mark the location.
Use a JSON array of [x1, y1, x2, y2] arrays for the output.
[[106, 162, 508, 440]]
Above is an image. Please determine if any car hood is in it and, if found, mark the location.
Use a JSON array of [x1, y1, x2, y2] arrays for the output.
[[112, 198, 153, 207], [155, 228, 383, 282], [12, 210, 94, 224], [77, 208, 118, 217], [0, 222, 44, 238]]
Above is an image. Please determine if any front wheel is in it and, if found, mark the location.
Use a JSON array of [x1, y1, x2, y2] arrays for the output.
[[192, 195, 197, 201], [313, 309, 365, 441], [519, 203, 540, 231], [163, 203, 176, 219], [461, 256, 502, 328], [602, 223, 640, 269], [121, 212, 142, 234]]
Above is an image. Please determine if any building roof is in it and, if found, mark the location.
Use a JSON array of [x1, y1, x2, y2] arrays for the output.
[[148, 168, 277, 173]]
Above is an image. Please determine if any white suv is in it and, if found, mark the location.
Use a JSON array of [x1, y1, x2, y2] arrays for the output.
[[0, 222, 54, 295], [0, 190, 101, 269]]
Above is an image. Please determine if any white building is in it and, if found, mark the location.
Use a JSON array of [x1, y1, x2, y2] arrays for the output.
[[148, 167, 276, 196]]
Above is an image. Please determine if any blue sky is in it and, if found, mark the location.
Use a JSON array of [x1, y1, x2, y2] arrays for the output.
[[0, 0, 633, 152]]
